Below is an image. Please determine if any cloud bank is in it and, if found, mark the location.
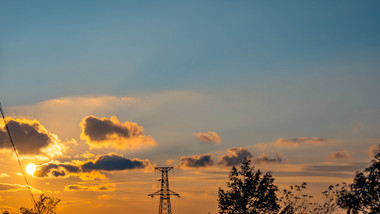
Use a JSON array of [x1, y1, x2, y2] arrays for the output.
[[80, 116, 156, 150]]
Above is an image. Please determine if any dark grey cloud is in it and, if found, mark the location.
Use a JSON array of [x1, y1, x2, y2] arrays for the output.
[[179, 154, 214, 168], [0, 119, 55, 154], [80, 116, 156, 149], [34, 162, 81, 178], [81, 154, 149, 171], [218, 147, 253, 167], [253, 153, 283, 164], [82, 116, 130, 142], [34, 154, 152, 179]]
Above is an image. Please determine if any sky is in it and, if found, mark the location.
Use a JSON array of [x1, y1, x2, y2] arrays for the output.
[[0, 1, 380, 213]]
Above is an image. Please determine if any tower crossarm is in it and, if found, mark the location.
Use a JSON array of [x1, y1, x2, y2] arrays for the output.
[[148, 190, 180, 198], [168, 190, 180, 198]]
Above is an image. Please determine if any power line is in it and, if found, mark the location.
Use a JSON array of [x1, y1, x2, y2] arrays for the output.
[[0, 102, 39, 213]]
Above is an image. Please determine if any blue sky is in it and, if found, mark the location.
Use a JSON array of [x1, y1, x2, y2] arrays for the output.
[[1, 0, 380, 104], [0, 1, 380, 213]]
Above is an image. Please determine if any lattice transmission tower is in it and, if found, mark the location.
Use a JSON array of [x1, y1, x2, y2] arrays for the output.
[[149, 167, 180, 214]]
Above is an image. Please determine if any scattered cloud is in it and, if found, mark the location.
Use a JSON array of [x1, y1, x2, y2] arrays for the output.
[[80, 116, 156, 150], [218, 147, 252, 167], [253, 153, 284, 164], [0, 118, 66, 157], [178, 154, 214, 168], [77, 151, 95, 159], [194, 131, 221, 144], [369, 144, 380, 158], [64, 183, 116, 192], [0, 173, 9, 178], [34, 154, 153, 180], [98, 194, 112, 200], [330, 150, 351, 159]]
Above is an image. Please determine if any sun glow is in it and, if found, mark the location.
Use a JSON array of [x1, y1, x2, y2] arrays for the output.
[[26, 164, 36, 175]]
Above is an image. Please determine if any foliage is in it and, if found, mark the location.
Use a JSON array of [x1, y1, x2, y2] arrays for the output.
[[279, 182, 314, 214], [20, 194, 61, 214], [218, 157, 280, 214], [280, 183, 344, 214], [314, 184, 340, 214], [337, 146, 380, 214]]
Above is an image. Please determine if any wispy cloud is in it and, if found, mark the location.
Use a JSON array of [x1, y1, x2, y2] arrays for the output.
[[194, 131, 221, 144], [218, 147, 252, 167], [0, 183, 42, 193], [80, 115, 156, 150], [178, 154, 214, 168], [64, 183, 116, 192], [257, 137, 325, 149]]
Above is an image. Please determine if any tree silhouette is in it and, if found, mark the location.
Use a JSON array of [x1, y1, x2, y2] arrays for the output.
[[20, 194, 61, 214], [218, 157, 280, 214], [337, 145, 380, 214]]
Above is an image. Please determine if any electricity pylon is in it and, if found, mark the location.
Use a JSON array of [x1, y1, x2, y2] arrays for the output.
[[149, 167, 180, 214]]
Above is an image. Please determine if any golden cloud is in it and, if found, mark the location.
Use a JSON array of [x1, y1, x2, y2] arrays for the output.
[[194, 131, 221, 144], [80, 116, 157, 150], [98, 194, 112, 200]]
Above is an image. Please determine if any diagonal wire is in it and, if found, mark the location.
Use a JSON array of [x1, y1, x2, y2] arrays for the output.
[[0, 102, 39, 213]]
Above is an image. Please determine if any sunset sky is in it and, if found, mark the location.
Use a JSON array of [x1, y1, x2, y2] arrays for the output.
[[1, 1, 380, 213]]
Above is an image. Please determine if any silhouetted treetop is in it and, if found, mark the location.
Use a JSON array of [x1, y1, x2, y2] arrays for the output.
[[218, 156, 280, 214]]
